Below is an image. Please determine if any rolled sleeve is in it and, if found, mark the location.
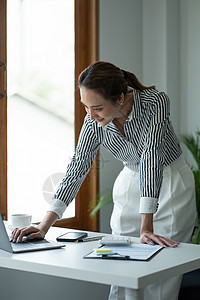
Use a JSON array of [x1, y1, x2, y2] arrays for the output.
[[139, 197, 159, 214], [47, 199, 67, 219]]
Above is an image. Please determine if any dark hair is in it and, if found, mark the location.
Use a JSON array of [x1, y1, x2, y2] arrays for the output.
[[78, 61, 155, 103]]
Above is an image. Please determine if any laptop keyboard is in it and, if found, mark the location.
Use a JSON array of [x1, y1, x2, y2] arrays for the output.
[[11, 239, 51, 250]]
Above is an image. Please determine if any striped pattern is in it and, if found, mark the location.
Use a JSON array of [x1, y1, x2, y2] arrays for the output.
[[52, 88, 182, 209]]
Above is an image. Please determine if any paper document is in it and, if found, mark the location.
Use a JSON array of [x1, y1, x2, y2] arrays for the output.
[[84, 243, 162, 261]]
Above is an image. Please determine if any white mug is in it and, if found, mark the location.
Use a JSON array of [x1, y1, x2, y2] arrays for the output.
[[10, 214, 32, 229]]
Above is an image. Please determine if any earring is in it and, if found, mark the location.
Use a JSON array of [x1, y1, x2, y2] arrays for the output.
[[120, 102, 123, 106]]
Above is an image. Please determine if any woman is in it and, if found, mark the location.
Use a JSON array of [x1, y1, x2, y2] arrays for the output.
[[12, 61, 196, 300]]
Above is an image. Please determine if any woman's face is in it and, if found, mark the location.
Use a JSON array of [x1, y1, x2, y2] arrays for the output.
[[80, 87, 123, 126]]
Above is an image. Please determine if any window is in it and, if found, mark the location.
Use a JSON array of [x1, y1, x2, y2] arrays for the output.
[[7, 0, 75, 223], [0, 0, 99, 231]]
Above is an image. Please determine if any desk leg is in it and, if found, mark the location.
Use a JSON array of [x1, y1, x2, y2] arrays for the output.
[[126, 288, 140, 300], [109, 286, 141, 299], [133, 289, 140, 300]]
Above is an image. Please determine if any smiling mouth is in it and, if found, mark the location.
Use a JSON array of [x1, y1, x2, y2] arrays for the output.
[[96, 118, 104, 122]]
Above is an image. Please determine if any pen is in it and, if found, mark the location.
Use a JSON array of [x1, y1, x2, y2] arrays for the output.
[[77, 236, 105, 242], [102, 254, 130, 260]]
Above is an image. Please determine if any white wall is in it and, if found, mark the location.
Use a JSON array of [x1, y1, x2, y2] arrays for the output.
[[180, 0, 200, 135], [99, 0, 200, 233]]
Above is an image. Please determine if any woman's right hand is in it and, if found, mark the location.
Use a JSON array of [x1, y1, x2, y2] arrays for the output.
[[11, 225, 46, 243], [11, 211, 59, 243]]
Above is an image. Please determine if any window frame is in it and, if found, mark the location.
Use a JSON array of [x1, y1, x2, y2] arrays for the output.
[[0, 0, 99, 231], [0, 0, 7, 221]]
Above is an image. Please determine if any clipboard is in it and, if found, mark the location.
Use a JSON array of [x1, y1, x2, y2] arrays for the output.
[[83, 243, 163, 261]]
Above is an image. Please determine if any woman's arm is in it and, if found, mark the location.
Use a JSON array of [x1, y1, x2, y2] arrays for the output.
[[12, 116, 102, 243], [140, 213, 178, 248], [11, 211, 58, 243]]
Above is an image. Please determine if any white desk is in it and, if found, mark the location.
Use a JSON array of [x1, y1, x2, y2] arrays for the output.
[[0, 226, 200, 298]]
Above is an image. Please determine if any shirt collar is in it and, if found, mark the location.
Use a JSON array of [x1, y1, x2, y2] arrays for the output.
[[127, 89, 142, 121], [97, 88, 142, 129]]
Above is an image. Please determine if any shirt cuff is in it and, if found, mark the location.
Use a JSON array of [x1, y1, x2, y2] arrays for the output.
[[47, 199, 67, 219], [139, 197, 159, 214]]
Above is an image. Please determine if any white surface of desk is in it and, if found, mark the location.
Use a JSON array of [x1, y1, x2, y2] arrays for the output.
[[0, 226, 200, 290]]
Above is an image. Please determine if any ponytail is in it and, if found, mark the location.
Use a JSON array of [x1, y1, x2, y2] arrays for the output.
[[122, 69, 155, 91], [79, 61, 155, 103]]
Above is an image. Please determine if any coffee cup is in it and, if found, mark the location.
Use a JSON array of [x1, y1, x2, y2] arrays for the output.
[[10, 214, 32, 229]]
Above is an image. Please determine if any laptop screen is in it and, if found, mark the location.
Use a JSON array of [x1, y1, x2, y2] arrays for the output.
[[0, 214, 13, 253]]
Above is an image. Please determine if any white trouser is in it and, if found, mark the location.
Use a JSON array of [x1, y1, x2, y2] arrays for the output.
[[109, 155, 197, 300]]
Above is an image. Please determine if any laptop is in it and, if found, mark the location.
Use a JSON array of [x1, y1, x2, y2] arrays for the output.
[[0, 213, 66, 253]]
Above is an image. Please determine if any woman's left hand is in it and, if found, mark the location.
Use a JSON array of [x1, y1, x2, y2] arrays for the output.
[[140, 231, 179, 248]]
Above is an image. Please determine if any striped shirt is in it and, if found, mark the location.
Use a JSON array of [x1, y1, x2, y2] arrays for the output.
[[49, 88, 182, 218]]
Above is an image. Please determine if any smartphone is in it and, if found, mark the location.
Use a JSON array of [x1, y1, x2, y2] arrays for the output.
[[56, 232, 88, 242]]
